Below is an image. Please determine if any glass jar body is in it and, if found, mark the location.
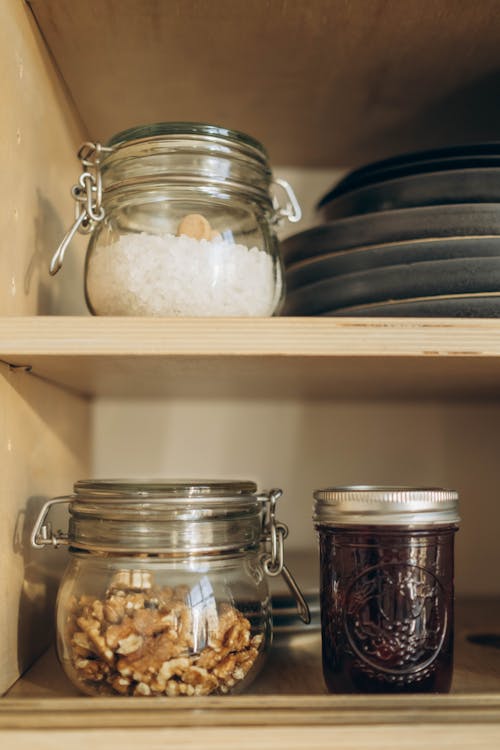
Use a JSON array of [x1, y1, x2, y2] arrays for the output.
[[318, 525, 457, 694], [80, 126, 286, 317], [84, 185, 283, 316], [56, 549, 270, 697]]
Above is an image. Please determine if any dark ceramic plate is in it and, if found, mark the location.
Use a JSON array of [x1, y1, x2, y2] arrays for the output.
[[285, 236, 500, 292], [281, 204, 500, 267], [317, 143, 500, 207], [318, 168, 500, 222], [323, 293, 500, 318], [282, 256, 500, 316]]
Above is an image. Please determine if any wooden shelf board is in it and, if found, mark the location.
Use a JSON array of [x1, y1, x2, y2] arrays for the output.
[[2, 317, 500, 399], [28, 0, 500, 166], [2, 598, 500, 731]]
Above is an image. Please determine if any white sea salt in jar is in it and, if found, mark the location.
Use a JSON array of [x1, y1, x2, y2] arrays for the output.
[[50, 123, 301, 316]]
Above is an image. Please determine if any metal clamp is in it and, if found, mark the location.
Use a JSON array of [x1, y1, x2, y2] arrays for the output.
[[260, 488, 311, 624], [50, 142, 112, 275], [272, 178, 302, 225], [31, 497, 70, 549]]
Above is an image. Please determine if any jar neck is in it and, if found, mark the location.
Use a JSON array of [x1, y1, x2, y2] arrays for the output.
[[67, 547, 259, 562], [68, 495, 265, 555], [317, 524, 459, 537], [101, 181, 274, 217], [100, 134, 272, 204]]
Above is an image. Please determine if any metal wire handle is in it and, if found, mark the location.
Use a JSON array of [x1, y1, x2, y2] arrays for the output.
[[260, 488, 311, 624], [50, 142, 111, 275], [30, 497, 70, 549], [272, 178, 302, 224]]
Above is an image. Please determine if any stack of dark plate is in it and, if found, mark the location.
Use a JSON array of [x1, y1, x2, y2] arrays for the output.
[[281, 144, 500, 317]]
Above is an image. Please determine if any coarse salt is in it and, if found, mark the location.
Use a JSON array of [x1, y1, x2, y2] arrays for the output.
[[86, 232, 281, 316]]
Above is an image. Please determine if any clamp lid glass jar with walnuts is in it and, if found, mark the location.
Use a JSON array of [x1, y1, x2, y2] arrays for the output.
[[31, 479, 309, 697], [50, 122, 301, 316]]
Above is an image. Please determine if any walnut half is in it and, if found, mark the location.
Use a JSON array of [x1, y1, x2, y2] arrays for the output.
[[67, 577, 264, 696]]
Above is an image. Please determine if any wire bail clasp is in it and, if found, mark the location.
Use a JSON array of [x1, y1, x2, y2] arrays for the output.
[[271, 178, 302, 225], [50, 142, 112, 275], [260, 488, 311, 624], [31, 497, 71, 549]]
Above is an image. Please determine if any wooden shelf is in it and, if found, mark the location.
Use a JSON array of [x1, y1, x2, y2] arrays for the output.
[[2, 317, 500, 399], [28, 0, 500, 166], [2, 599, 500, 747]]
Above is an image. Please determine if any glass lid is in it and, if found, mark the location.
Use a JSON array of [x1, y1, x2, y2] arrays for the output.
[[73, 479, 258, 502], [105, 121, 268, 159]]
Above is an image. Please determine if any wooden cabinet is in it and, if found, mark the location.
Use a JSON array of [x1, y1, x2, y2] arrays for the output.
[[2, 1, 500, 747]]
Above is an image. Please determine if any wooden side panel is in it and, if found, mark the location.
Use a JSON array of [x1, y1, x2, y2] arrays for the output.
[[0, 0, 88, 316], [0, 361, 90, 694]]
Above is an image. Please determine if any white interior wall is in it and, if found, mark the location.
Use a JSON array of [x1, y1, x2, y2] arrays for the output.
[[92, 396, 500, 597], [1, 0, 87, 317]]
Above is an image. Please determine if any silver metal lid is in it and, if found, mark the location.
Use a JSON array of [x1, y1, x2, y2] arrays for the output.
[[313, 485, 460, 527]]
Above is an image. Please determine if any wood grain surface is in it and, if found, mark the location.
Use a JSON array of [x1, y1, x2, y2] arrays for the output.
[[28, 0, 500, 166], [1, 316, 500, 398]]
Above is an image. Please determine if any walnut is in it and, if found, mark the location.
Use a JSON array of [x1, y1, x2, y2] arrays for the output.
[[165, 680, 195, 696], [108, 569, 152, 593], [71, 631, 94, 658], [68, 578, 263, 697], [134, 682, 152, 696], [208, 604, 250, 650], [75, 658, 110, 682], [91, 600, 105, 622], [123, 593, 147, 612], [213, 653, 238, 681], [110, 675, 132, 695], [233, 647, 259, 681], [105, 617, 134, 649], [158, 657, 191, 682], [77, 615, 114, 663], [116, 628, 187, 681], [132, 608, 170, 637], [104, 596, 126, 624], [117, 633, 144, 656], [195, 646, 227, 670], [222, 618, 251, 651], [181, 665, 209, 686], [251, 633, 264, 649]]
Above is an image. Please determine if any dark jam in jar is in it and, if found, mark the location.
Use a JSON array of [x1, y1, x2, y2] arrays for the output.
[[314, 487, 459, 694]]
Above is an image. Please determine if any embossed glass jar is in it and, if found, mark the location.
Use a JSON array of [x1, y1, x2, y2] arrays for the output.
[[313, 486, 460, 694], [31, 480, 308, 697], [50, 123, 301, 316]]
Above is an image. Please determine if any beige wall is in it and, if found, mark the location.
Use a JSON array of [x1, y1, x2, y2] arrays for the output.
[[0, 0, 92, 692], [0, 362, 90, 693], [92, 396, 500, 597], [0, 0, 87, 315]]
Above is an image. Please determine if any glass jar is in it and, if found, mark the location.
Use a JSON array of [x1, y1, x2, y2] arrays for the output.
[[313, 486, 460, 694], [50, 123, 301, 317], [31, 480, 308, 697]]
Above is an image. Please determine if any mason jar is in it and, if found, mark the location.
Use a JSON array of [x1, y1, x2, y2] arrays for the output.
[[313, 486, 460, 694], [50, 123, 301, 316], [31, 480, 308, 697]]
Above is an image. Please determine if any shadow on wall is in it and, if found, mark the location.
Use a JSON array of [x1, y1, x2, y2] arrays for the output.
[[26, 190, 87, 315], [14, 496, 64, 681], [358, 70, 500, 166]]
